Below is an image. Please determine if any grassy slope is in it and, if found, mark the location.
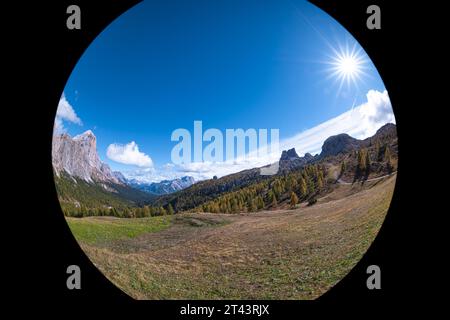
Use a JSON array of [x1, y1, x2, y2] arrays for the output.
[[69, 175, 395, 299], [67, 216, 173, 244], [55, 173, 155, 213]]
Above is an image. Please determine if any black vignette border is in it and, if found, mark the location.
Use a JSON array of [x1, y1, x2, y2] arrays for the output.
[[11, 0, 421, 311]]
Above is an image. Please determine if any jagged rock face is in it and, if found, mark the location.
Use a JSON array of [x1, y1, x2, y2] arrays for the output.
[[279, 148, 316, 172], [52, 130, 121, 184], [113, 171, 128, 184], [280, 148, 300, 161], [278, 123, 397, 171], [320, 123, 397, 159], [320, 134, 361, 158], [178, 176, 196, 186], [303, 153, 313, 161], [369, 123, 397, 141]]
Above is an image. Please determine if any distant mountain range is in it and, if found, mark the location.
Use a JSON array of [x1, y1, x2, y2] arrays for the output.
[[52, 130, 195, 195], [128, 176, 195, 195], [53, 131, 156, 212], [53, 123, 397, 215], [151, 123, 398, 212]]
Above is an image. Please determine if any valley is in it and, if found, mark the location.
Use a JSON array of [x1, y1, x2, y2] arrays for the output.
[[56, 122, 398, 299], [54, 123, 397, 219], [67, 174, 395, 299]]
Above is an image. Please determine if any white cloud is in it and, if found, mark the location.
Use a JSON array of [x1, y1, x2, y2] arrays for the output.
[[122, 89, 395, 182], [283, 89, 395, 156], [359, 89, 395, 131], [106, 141, 153, 167], [54, 93, 82, 133]]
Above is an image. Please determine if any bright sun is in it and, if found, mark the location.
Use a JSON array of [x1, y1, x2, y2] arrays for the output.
[[338, 56, 359, 75], [326, 42, 368, 93]]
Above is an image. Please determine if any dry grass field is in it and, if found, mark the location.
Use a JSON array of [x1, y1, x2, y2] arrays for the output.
[[67, 175, 396, 299]]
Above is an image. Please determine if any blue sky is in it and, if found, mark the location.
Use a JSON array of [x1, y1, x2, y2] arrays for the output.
[[56, 0, 394, 182]]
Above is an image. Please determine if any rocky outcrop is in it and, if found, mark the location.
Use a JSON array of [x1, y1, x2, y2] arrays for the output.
[[319, 123, 397, 159], [280, 148, 300, 161], [278, 123, 397, 170], [113, 171, 128, 184], [52, 130, 122, 184], [279, 148, 317, 172], [320, 134, 361, 158], [364, 123, 397, 145]]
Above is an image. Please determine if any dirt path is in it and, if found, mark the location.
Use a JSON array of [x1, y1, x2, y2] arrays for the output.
[[337, 171, 397, 185], [81, 175, 396, 300]]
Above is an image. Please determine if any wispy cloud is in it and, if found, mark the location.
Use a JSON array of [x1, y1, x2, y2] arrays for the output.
[[54, 93, 82, 133], [124, 89, 394, 183], [282, 89, 394, 156], [106, 141, 153, 168]]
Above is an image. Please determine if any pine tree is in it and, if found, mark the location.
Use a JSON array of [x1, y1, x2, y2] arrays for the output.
[[250, 199, 258, 212], [340, 161, 346, 177], [231, 198, 239, 213], [290, 192, 299, 208], [256, 196, 264, 210], [384, 144, 391, 161], [219, 200, 226, 213], [375, 140, 381, 161], [267, 190, 277, 207], [365, 149, 371, 175], [167, 204, 175, 215], [307, 176, 315, 195], [358, 149, 366, 171], [384, 145, 393, 173], [299, 177, 307, 198], [356, 149, 367, 178], [109, 207, 115, 217], [271, 194, 277, 207], [246, 198, 253, 212], [317, 170, 324, 189]]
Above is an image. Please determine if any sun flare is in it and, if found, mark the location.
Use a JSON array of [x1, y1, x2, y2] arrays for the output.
[[326, 42, 369, 93], [337, 56, 359, 76]]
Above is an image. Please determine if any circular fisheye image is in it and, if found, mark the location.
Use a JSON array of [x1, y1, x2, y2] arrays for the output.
[[53, 0, 397, 299]]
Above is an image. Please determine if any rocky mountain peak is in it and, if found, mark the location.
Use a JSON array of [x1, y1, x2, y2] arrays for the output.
[[278, 148, 316, 172], [280, 148, 300, 161], [74, 129, 95, 139], [180, 176, 195, 184], [75, 129, 95, 145], [52, 131, 121, 184], [113, 171, 128, 184], [373, 123, 397, 139], [128, 176, 196, 195], [320, 133, 360, 158]]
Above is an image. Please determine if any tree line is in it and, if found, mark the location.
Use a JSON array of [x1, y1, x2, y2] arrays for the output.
[[191, 164, 328, 214], [62, 203, 175, 218], [351, 142, 395, 181], [61, 139, 396, 218]]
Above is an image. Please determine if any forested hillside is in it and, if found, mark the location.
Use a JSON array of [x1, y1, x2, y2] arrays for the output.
[[56, 123, 397, 218]]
